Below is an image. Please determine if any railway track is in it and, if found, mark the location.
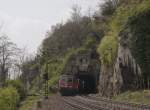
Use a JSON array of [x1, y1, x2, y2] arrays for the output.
[[62, 96, 91, 110], [61, 95, 150, 110], [79, 95, 150, 110], [62, 96, 108, 110]]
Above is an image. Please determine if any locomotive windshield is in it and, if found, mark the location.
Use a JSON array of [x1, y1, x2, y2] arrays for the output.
[[60, 75, 73, 83], [59, 75, 79, 96], [67, 78, 73, 83]]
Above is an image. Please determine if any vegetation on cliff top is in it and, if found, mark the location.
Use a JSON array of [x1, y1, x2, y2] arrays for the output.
[[97, 0, 150, 68]]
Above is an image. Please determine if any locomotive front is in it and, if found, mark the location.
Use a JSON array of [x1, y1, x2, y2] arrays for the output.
[[59, 75, 79, 95]]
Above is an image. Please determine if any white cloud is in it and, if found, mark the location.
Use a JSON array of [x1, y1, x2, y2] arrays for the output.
[[8, 18, 49, 48], [0, 11, 49, 53]]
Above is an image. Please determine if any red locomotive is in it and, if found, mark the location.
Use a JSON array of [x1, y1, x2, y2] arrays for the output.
[[59, 75, 79, 95]]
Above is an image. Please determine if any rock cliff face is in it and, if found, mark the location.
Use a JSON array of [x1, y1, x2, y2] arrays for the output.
[[99, 29, 142, 97], [99, 9, 150, 97], [113, 30, 142, 93], [98, 65, 114, 97]]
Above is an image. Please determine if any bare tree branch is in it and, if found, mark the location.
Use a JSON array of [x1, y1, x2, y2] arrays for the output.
[[0, 35, 19, 87]]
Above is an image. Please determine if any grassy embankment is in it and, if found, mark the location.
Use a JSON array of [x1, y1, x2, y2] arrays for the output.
[[113, 90, 150, 105]]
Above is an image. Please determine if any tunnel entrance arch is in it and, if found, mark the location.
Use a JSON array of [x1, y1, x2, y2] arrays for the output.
[[77, 73, 97, 93], [75, 59, 100, 94], [62, 50, 101, 94]]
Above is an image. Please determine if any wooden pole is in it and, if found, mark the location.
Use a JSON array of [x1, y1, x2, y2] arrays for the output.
[[148, 77, 149, 89], [143, 78, 145, 89]]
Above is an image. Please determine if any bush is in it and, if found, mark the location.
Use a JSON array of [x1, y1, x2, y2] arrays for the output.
[[101, 0, 116, 16], [0, 87, 20, 110], [97, 34, 118, 65], [19, 96, 40, 110], [84, 34, 97, 49], [6, 79, 25, 99]]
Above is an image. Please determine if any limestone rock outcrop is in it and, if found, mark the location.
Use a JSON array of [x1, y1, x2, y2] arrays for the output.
[[99, 29, 142, 97]]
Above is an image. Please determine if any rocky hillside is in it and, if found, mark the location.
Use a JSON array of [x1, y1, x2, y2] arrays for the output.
[[97, 0, 150, 97], [20, 0, 150, 100]]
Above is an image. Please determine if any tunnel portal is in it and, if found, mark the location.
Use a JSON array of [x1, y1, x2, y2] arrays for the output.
[[77, 73, 97, 93], [63, 50, 100, 94]]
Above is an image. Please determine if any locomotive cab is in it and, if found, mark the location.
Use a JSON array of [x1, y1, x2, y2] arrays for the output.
[[59, 75, 79, 96]]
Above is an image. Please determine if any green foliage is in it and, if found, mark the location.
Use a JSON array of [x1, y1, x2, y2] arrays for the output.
[[97, 0, 150, 66], [109, 0, 150, 32], [128, 10, 150, 80], [41, 16, 93, 57], [19, 96, 40, 110], [48, 76, 59, 87], [0, 87, 20, 110], [101, 0, 117, 16], [102, 0, 150, 79], [21, 57, 41, 95], [97, 34, 118, 65], [29, 75, 43, 95], [84, 34, 97, 49], [113, 90, 150, 105], [46, 58, 64, 87], [6, 79, 25, 98], [135, 0, 150, 14], [46, 47, 88, 87]]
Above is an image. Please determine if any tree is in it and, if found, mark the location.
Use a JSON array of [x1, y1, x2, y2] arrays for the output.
[[0, 35, 18, 87], [100, 0, 116, 16], [70, 4, 82, 23]]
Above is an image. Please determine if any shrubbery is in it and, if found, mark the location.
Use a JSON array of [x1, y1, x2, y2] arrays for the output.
[[113, 90, 150, 105], [97, 34, 118, 65], [97, 0, 150, 66], [0, 87, 20, 110], [6, 79, 25, 99]]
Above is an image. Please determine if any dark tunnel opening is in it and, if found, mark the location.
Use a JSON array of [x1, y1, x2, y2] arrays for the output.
[[77, 74, 98, 94]]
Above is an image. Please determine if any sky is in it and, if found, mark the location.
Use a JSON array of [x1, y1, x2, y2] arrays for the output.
[[0, 0, 103, 54]]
